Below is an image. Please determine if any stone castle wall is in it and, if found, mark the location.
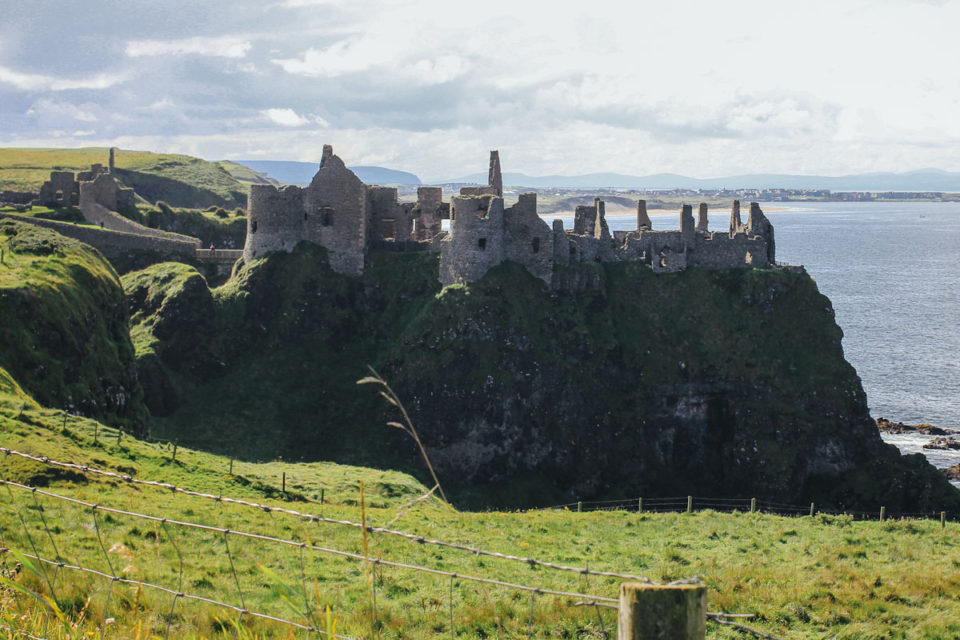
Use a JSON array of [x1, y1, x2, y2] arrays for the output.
[[0, 213, 199, 263], [439, 195, 506, 286], [243, 184, 305, 261], [241, 147, 781, 286]]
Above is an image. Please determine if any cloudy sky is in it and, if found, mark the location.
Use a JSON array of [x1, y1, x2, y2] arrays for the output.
[[1, 0, 958, 181]]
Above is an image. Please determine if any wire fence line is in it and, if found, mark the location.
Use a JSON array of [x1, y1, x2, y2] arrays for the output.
[[0, 452, 793, 640], [0, 447, 649, 583], [539, 495, 960, 521], [0, 479, 618, 606]]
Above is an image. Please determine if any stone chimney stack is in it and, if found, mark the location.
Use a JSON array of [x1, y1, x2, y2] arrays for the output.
[[729, 200, 743, 236], [593, 198, 610, 240], [637, 199, 652, 230], [108, 147, 116, 173], [320, 144, 334, 168], [488, 150, 503, 197], [681, 204, 695, 242], [696, 203, 708, 232]]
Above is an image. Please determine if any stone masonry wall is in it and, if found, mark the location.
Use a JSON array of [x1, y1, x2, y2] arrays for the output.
[[243, 184, 305, 261], [503, 193, 554, 284], [0, 213, 198, 262], [302, 148, 367, 276], [439, 195, 505, 286]]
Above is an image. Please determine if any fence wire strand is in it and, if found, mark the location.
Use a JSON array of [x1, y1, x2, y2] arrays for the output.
[[0, 479, 618, 605], [0, 448, 647, 582]]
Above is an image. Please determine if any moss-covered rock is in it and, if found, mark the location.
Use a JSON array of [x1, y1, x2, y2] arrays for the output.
[[0, 219, 147, 431], [131, 243, 960, 511]]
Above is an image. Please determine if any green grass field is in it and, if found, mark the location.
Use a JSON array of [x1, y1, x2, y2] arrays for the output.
[[3, 382, 960, 639], [0, 148, 248, 209]]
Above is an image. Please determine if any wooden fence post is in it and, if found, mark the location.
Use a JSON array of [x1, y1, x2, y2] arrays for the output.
[[577, 501, 582, 513], [750, 498, 756, 513], [618, 582, 706, 640], [638, 497, 643, 513], [810, 502, 815, 517], [879, 506, 886, 523], [942, 511, 946, 529], [686, 496, 693, 514], [282, 472, 286, 493]]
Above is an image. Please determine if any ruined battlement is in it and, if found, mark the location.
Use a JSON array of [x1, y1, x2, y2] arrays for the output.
[[240, 147, 781, 286]]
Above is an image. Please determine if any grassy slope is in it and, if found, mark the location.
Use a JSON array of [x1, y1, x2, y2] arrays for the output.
[[1, 239, 959, 638], [0, 148, 248, 209], [219, 160, 280, 187], [2, 391, 960, 639], [0, 219, 147, 430]]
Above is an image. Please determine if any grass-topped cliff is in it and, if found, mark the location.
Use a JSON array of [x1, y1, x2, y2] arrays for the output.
[[0, 147, 253, 209], [124, 243, 960, 512], [0, 219, 147, 430]]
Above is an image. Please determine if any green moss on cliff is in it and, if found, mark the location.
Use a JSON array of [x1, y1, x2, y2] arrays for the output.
[[130, 244, 959, 511], [0, 219, 147, 430]]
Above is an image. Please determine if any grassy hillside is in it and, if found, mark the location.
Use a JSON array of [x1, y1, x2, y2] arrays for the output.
[[1, 233, 959, 638], [0, 148, 253, 209], [2, 392, 960, 638], [0, 219, 147, 430]]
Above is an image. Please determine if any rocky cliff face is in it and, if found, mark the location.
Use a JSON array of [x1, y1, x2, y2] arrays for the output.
[[129, 244, 959, 510]]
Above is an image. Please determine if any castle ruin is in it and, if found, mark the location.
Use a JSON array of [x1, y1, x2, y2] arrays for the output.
[[242, 147, 777, 285], [35, 148, 137, 217]]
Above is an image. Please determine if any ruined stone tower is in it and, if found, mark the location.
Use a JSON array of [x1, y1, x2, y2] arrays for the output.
[[243, 145, 367, 275]]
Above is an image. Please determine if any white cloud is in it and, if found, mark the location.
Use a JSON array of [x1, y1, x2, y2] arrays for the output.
[[125, 36, 251, 59], [0, 65, 123, 91], [272, 38, 387, 77], [26, 99, 99, 123], [263, 108, 329, 127], [407, 56, 471, 85]]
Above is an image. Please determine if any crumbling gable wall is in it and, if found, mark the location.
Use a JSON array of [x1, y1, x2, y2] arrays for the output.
[[301, 145, 368, 276], [747, 202, 775, 264]]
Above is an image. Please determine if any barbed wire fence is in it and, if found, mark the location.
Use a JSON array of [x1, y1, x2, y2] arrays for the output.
[[0, 448, 793, 639], [0, 454, 625, 639]]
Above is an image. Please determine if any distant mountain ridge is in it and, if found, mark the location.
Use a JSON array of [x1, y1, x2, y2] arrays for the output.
[[437, 169, 960, 191], [235, 160, 420, 186], [235, 158, 960, 191]]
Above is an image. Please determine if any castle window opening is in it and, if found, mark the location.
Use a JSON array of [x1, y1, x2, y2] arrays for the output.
[[478, 238, 487, 250], [322, 210, 334, 226], [304, 212, 308, 221], [532, 237, 540, 253], [251, 220, 258, 233], [55, 190, 63, 201]]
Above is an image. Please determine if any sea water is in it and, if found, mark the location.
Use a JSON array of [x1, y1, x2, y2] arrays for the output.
[[555, 202, 960, 476]]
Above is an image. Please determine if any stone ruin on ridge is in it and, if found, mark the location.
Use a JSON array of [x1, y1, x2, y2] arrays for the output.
[[242, 145, 778, 285]]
